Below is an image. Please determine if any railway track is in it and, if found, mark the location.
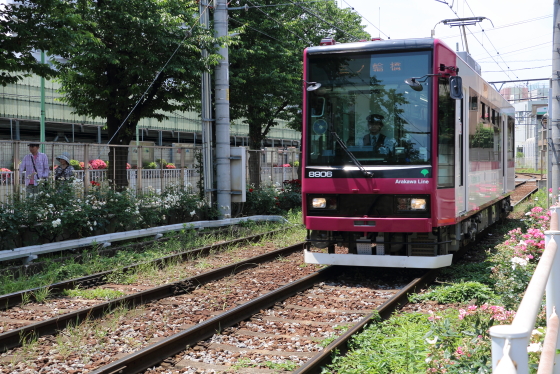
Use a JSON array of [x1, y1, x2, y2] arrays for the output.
[[0, 182, 539, 373]]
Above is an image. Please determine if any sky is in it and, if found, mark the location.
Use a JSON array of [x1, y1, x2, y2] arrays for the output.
[[337, 0, 553, 87]]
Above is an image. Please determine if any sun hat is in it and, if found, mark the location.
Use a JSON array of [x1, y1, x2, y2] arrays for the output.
[[56, 152, 70, 164]]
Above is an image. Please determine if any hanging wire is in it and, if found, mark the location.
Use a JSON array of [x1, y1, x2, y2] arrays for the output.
[[285, 0, 362, 41], [107, 6, 211, 146], [339, 0, 390, 39]]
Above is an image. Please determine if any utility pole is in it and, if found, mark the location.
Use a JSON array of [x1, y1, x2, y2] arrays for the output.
[[214, 0, 232, 218], [552, 1, 560, 202], [200, 1, 214, 206], [40, 51, 46, 152]]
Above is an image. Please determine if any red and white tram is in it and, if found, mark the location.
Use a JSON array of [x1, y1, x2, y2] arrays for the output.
[[302, 38, 515, 268]]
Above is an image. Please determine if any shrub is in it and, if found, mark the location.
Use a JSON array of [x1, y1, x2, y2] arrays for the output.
[[165, 163, 176, 169], [278, 179, 301, 211], [156, 158, 168, 167], [89, 159, 107, 170], [409, 281, 496, 304], [424, 305, 515, 373], [0, 168, 11, 183], [244, 186, 283, 215], [69, 159, 82, 170], [145, 162, 158, 169]]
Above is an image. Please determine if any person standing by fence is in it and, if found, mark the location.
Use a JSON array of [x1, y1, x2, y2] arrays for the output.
[[19, 143, 49, 195], [54, 152, 74, 182]]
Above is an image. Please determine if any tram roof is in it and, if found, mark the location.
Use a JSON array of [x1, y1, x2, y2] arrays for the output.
[[306, 38, 438, 55]]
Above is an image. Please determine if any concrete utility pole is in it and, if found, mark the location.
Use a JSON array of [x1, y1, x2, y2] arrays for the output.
[[200, 1, 214, 206], [553, 1, 560, 200], [40, 51, 46, 151], [214, 0, 232, 218]]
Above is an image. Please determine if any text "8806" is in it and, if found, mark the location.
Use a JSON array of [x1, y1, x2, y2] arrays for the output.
[[308, 171, 332, 178]]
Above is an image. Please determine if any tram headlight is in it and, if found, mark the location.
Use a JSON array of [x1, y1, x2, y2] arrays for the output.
[[312, 197, 327, 208], [410, 198, 427, 210], [309, 196, 337, 210], [396, 197, 427, 211]]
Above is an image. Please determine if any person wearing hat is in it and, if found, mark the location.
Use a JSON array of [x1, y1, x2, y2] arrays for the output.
[[54, 152, 74, 182], [362, 114, 396, 157], [19, 143, 49, 194]]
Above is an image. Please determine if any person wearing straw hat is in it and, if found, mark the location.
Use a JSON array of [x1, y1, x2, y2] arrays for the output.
[[19, 143, 49, 195], [54, 152, 74, 182]]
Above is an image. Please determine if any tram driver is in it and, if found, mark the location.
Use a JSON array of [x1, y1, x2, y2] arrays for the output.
[[362, 114, 397, 158]]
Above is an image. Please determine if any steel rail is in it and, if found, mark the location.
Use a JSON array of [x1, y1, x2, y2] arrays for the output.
[[0, 242, 305, 353], [294, 269, 439, 374], [89, 268, 436, 374], [512, 186, 539, 207], [90, 266, 344, 374], [0, 228, 290, 310]]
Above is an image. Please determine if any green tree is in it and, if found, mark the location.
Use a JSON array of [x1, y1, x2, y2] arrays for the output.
[[228, 0, 369, 186], [3, 0, 221, 188], [0, 0, 80, 85]]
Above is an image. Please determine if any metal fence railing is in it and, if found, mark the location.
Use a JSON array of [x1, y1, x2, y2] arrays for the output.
[[490, 207, 560, 374], [0, 141, 301, 203]]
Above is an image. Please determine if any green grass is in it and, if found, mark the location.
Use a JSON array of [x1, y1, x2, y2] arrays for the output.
[[326, 211, 537, 373], [325, 313, 432, 373], [62, 287, 126, 300], [0, 214, 306, 296]]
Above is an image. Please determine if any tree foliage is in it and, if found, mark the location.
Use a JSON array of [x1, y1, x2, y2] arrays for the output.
[[228, 0, 369, 185], [0, 0, 81, 85], [2, 0, 222, 188]]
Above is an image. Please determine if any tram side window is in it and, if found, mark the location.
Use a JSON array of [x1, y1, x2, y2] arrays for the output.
[[470, 96, 478, 111], [507, 115, 515, 163], [438, 78, 455, 188]]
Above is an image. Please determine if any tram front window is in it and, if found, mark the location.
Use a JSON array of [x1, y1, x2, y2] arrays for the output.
[[307, 51, 432, 166]]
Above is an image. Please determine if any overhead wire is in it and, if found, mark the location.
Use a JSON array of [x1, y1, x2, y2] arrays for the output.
[[439, 14, 551, 40], [229, 17, 287, 43], [463, 0, 518, 79], [484, 65, 551, 72], [240, 0, 313, 44], [107, 5, 210, 145], [437, 0, 516, 80], [475, 41, 551, 61], [285, 0, 362, 41], [338, 0, 390, 39]]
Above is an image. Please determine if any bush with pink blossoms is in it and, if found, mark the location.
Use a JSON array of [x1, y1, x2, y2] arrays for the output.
[[523, 206, 551, 231], [89, 159, 107, 170], [425, 304, 516, 373], [165, 163, 176, 169], [0, 168, 11, 184], [514, 228, 545, 261]]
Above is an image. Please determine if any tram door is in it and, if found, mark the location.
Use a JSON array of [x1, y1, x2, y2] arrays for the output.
[[456, 93, 467, 215]]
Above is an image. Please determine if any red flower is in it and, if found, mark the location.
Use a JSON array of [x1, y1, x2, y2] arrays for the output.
[[90, 181, 101, 187], [249, 188, 253, 192], [275, 202, 280, 206]]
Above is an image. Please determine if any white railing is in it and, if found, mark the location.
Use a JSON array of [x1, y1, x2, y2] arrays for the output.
[[0, 169, 201, 203], [490, 208, 560, 374]]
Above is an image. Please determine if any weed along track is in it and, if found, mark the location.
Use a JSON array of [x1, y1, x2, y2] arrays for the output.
[[0, 242, 316, 372], [0, 228, 306, 348], [90, 267, 431, 374], [0, 235, 432, 374], [0, 227, 296, 313]]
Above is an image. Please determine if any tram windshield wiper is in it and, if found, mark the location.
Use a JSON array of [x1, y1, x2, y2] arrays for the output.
[[330, 130, 373, 178]]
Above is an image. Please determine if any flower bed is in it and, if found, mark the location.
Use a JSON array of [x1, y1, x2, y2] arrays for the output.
[[0, 181, 215, 250]]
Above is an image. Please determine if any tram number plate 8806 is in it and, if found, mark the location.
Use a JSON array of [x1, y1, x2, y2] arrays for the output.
[[308, 171, 332, 178]]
